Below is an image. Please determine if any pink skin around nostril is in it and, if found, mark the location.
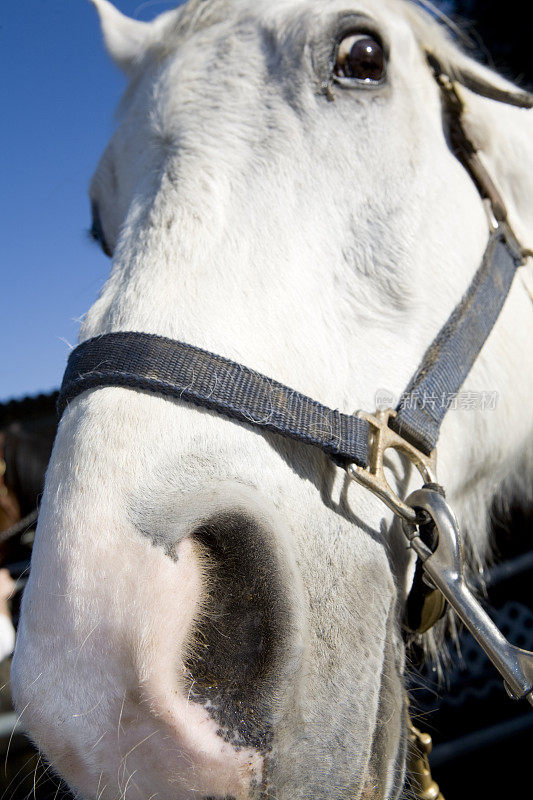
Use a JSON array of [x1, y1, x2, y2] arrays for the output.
[[16, 533, 264, 800]]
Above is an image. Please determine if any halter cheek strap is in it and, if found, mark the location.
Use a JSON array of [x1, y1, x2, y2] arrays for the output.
[[392, 227, 523, 454]]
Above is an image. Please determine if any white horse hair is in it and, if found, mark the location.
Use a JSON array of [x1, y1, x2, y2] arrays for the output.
[[12, 1, 533, 798]]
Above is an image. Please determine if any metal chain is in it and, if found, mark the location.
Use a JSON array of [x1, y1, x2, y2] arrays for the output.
[[407, 716, 445, 800]]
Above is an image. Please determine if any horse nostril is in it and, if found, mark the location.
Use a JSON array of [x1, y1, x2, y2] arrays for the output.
[[185, 510, 294, 751]]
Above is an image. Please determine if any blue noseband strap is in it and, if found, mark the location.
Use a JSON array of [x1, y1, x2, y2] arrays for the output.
[[57, 332, 370, 468]]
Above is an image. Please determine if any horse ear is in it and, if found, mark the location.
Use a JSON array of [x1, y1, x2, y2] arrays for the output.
[[90, 0, 153, 74], [452, 56, 533, 109]]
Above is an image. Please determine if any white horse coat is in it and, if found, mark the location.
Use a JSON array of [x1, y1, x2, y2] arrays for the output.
[[12, 1, 533, 798]]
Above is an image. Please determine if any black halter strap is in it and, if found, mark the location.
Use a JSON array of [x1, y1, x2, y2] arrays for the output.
[[58, 332, 369, 468], [392, 227, 523, 454]]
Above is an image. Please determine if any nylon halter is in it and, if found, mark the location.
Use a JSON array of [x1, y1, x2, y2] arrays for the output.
[[58, 222, 523, 455], [58, 62, 530, 471], [56, 217, 523, 540], [57, 223, 526, 475]]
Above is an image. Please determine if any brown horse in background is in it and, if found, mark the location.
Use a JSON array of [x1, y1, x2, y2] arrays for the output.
[[0, 393, 57, 540]]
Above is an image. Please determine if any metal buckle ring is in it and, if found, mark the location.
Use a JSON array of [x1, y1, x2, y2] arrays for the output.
[[346, 408, 437, 524]]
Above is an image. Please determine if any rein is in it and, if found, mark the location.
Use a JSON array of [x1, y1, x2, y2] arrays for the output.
[[56, 58, 533, 795]]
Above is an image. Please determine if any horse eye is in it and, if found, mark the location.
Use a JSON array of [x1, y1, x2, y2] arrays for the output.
[[334, 35, 385, 83]]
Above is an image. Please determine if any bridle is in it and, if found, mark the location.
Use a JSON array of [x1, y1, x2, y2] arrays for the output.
[[56, 56, 533, 796]]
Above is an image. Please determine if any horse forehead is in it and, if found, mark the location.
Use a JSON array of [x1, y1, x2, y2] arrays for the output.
[[164, 0, 416, 55], [133, 0, 425, 150], [143, 0, 423, 135]]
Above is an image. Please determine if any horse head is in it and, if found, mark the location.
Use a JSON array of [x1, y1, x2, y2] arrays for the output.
[[12, 1, 533, 798]]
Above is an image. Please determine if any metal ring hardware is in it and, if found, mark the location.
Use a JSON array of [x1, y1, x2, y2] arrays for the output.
[[346, 408, 437, 524]]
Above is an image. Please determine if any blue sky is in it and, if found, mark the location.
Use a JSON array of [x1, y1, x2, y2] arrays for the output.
[[1, 0, 180, 401], [2, 0, 459, 402]]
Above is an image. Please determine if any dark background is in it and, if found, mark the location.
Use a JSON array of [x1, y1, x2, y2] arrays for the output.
[[454, 0, 533, 88]]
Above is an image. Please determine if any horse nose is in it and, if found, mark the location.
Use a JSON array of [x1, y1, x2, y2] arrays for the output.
[[12, 487, 304, 798], [183, 510, 301, 747]]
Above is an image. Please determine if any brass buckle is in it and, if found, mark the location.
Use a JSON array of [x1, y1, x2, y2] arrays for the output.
[[346, 408, 437, 524]]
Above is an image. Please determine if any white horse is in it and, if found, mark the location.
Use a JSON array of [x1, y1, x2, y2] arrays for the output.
[[12, 1, 533, 798]]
